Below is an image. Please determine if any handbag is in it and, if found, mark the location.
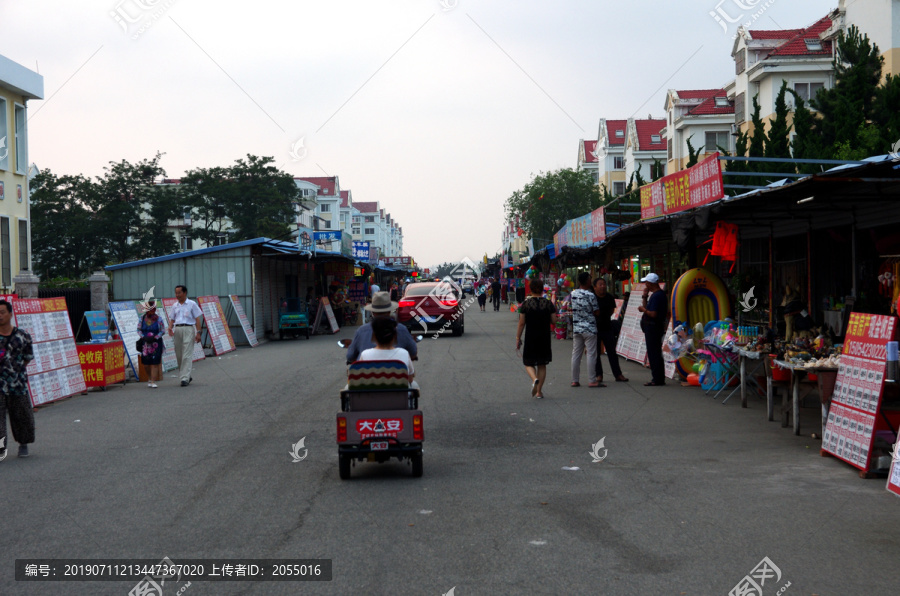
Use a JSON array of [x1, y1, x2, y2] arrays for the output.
[[135, 337, 145, 352]]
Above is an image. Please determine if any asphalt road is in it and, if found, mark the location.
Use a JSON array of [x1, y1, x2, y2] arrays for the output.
[[2, 307, 899, 595]]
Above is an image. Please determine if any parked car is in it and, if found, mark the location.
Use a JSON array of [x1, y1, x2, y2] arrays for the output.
[[397, 281, 465, 336]]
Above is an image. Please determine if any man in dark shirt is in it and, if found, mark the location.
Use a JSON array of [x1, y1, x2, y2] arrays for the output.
[[490, 278, 502, 311], [637, 273, 668, 386], [593, 278, 628, 383]]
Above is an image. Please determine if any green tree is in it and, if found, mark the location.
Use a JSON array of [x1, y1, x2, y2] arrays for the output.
[[874, 73, 900, 152], [179, 165, 235, 246], [30, 171, 99, 279], [504, 168, 599, 242], [225, 155, 299, 241], [765, 81, 793, 170], [788, 91, 825, 175], [685, 136, 700, 168]]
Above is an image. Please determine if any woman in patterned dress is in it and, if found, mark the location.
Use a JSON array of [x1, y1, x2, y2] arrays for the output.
[[137, 303, 165, 388]]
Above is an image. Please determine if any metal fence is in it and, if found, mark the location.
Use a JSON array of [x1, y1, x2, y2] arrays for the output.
[[37, 288, 93, 342]]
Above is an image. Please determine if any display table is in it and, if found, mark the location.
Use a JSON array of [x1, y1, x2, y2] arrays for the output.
[[736, 349, 765, 408], [77, 342, 126, 389], [773, 360, 838, 436]]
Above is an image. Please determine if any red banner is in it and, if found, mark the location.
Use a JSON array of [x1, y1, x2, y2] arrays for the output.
[[640, 154, 724, 219], [77, 342, 126, 387], [591, 207, 606, 243], [842, 313, 897, 361]]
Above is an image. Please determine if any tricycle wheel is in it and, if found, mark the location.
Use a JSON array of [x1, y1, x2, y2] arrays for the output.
[[339, 454, 351, 480], [410, 451, 423, 477]]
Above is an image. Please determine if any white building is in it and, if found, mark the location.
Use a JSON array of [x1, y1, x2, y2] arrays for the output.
[[623, 117, 667, 184], [663, 89, 735, 173], [594, 119, 628, 196]]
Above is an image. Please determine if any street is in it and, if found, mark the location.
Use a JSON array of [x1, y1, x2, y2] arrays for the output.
[[2, 308, 899, 596]]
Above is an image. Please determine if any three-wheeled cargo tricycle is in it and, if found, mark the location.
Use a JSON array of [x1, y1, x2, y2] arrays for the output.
[[278, 297, 310, 340]]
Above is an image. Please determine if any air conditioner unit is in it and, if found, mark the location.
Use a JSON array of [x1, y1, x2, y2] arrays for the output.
[[730, 123, 738, 135]]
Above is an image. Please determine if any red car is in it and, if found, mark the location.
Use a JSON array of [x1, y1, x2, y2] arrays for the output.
[[397, 281, 466, 336]]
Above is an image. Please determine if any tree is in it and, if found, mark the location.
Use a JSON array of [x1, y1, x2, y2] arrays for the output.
[[30, 171, 99, 279], [874, 73, 900, 152], [504, 168, 599, 243], [222, 155, 299, 241], [765, 81, 793, 168], [179, 165, 235, 246], [685, 136, 700, 168], [788, 91, 824, 175]]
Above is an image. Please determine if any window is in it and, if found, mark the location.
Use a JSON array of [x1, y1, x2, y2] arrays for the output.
[[181, 236, 192, 251], [735, 92, 746, 124], [705, 131, 730, 152], [805, 39, 823, 52], [352, 227, 360, 235], [612, 182, 626, 196], [715, 96, 730, 107], [182, 208, 192, 226], [615, 129, 624, 138], [793, 82, 825, 103], [650, 162, 665, 179], [365, 227, 375, 235], [668, 139, 673, 160], [320, 203, 330, 213], [735, 48, 746, 74], [0, 98, 7, 171], [13, 104, 25, 174], [651, 134, 661, 143], [213, 234, 228, 246], [18, 219, 27, 272], [364, 215, 374, 222], [0, 217, 10, 286], [613, 156, 625, 170]]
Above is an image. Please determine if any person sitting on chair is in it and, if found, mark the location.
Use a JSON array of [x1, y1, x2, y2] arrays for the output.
[[356, 317, 415, 383]]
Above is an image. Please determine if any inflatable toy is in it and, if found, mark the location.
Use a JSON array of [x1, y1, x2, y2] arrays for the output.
[[671, 268, 732, 378]]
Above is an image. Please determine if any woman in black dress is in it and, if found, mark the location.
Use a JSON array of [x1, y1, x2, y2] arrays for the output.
[[515, 278, 558, 399]]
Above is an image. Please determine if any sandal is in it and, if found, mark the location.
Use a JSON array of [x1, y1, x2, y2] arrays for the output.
[[531, 378, 540, 397], [571, 382, 580, 387], [588, 382, 606, 388]]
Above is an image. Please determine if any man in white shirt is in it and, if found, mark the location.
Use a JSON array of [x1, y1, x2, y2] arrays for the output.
[[167, 285, 204, 386]]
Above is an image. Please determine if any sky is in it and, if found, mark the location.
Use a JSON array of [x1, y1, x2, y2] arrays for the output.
[[1, 0, 837, 269]]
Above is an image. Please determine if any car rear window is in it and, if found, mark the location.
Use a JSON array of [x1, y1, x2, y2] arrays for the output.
[[404, 283, 458, 297]]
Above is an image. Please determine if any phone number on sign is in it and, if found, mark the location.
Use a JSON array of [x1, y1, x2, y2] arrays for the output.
[[15, 559, 333, 581]]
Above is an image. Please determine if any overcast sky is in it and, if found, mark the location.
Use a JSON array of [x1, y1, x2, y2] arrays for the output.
[[2, 0, 836, 268]]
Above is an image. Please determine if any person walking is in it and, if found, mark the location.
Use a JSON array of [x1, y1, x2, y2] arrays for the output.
[[570, 272, 603, 388], [137, 302, 165, 388], [638, 273, 668, 386], [477, 279, 488, 312], [490, 277, 501, 311], [593, 278, 628, 383], [0, 299, 34, 459], [516, 278, 557, 399], [167, 285, 203, 387]]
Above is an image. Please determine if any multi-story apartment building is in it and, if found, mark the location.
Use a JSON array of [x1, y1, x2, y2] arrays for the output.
[[594, 119, 628, 196], [623, 117, 667, 184], [577, 139, 599, 184], [0, 54, 42, 290], [663, 89, 735, 173]]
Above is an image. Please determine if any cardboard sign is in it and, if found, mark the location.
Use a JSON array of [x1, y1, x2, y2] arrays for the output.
[[198, 296, 236, 355], [229, 295, 258, 347], [616, 284, 649, 364], [109, 301, 142, 380], [161, 298, 206, 363], [77, 342, 126, 387], [15, 297, 87, 406]]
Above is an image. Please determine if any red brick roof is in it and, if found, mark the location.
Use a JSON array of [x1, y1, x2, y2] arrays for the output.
[[354, 201, 379, 214], [606, 120, 627, 146], [340, 190, 350, 208], [295, 176, 336, 196], [635, 119, 666, 151], [749, 29, 802, 40], [768, 16, 832, 57], [583, 140, 598, 163], [677, 89, 734, 116]]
